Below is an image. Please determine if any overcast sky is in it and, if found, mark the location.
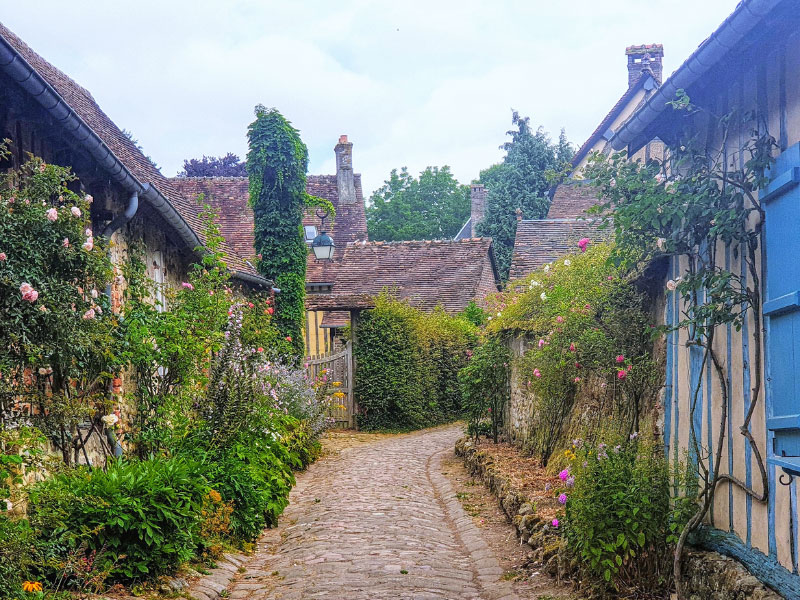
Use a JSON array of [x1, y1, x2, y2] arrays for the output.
[[4, 1, 739, 196]]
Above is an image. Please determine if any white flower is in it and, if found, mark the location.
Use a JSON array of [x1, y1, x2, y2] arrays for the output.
[[82, 308, 96, 320], [540, 292, 547, 301], [529, 280, 541, 288], [85, 228, 93, 237], [497, 312, 502, 317], [90, 289, 98, 298], [564, 259, 571, 266], [666, 279, 677, 291], [543, 264, 550, 273], [101, 414, 119, 427], [85, 194, 93, 204], [82, 237, 94, 251], [656, 237, 666, 250], [70, 206, 81, 217], [46, 207, 58, 222], [487, 316, 493, 321]]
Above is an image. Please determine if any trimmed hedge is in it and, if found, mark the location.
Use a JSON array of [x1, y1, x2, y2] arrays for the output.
[[353, 296, 477, 430]]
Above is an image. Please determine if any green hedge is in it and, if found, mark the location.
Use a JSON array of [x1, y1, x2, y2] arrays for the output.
[[353, 296, 477, 430]]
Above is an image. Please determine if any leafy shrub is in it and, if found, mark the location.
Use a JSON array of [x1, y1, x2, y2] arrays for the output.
[[0, 515, 36, 599], [458, 338, 510, 442], [353, 296, 477, 430], [28, 456, 206, 581], [563, 435, 679, 593], [487, 244, 660, 464]]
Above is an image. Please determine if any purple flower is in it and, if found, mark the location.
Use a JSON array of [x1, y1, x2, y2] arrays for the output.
[[551, 518, 560, 528], [558, 469, 569, 481], [566, 476, 575, 488], [558, 493, 567, 505], [544, 482, 551, 492]]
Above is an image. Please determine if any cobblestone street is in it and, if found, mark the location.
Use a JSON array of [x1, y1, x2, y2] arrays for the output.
[[226, 425, 518, 599]]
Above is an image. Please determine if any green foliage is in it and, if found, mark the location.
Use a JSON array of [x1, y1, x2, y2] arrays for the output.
[[366, 166, 470, 241], [458, 338, 510, 443], [459, 300, 488, 327], [476, 113, 574, 280], [488, 244, 660, 465], [0, 515, 36, 599], [353, 295, 477, 430], [563, 436, 686, 593], [246, 106, 317, 357], [28, 456, 206, 581]]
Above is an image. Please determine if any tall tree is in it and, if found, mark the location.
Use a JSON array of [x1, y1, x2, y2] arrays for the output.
[[246, 106, 308, 357], [476, 111, 574, 280], [180, 153, 247, 177], [366, 166, 470, 241]]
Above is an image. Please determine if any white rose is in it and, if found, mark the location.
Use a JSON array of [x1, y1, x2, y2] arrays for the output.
[[666, 279, 677, 291], [564, 259, 571, 266], [656, 237, 666, 250], [101, 414, 119, 427], [70, 206, 81, 217], [540, 292, 547, 301]]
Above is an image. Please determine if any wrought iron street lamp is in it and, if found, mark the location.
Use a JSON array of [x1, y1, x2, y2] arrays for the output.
[[311, 208, 335, 261]]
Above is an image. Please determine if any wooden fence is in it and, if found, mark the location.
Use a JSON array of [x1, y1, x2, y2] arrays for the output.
[[306, 341, 354, 428]]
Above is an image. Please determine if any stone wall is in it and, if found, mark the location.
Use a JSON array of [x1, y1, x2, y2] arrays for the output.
[[505, 335, 535, 446]]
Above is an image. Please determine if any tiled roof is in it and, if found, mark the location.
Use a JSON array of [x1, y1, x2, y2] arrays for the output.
[[320, 311, 349, 328], [308, 238, 500, 313], [453, 217, 472, 240], [547, 181, 600, 219], [570, 71, 656, 170], [170, 174, 368, 286], [508, 219, 608, 281], [0, 22, 261, 280]]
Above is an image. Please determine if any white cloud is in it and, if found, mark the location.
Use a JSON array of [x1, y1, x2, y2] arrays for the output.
[[3, 0, 740, 195]]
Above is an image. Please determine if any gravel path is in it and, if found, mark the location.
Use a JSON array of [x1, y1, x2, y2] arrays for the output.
[[226, 425, 517, 600]]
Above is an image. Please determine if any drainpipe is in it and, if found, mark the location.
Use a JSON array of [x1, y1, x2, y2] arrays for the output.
[[100, 191, 138, 300]]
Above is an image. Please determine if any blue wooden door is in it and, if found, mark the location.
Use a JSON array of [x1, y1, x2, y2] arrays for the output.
[[764, 143, 800, 457]]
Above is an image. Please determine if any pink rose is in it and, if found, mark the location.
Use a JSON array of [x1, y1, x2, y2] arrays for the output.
[[20, 282, 38, 302], [538, 338, 545, 348], [617, 370, 627, 381], [556, 316, 564, 323], [83, 308, 96, 320], [616, 355, 625, 363], [84, 228, 92, 237], [85, 194, 93, 204], [569, 343, 576, 352], [0, 252, 6, 261], [62, 238, 70, 247], [533, 368, 541, 378], [574, 377, 581, 383], [46, 207, 58, 221], [182, 282, 194, 291], [578, 237, 590, 252], [82, 238, 94, 251], [70, 206, 81, 217]]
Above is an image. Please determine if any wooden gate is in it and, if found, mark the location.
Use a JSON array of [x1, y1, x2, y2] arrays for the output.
[[306, 341, 355, 428]]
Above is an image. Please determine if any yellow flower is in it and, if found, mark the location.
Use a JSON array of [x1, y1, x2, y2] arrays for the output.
[[333, 391, 345, 399], [332, 381, 342, 387], [208, 489, 222, 503], [22, 581, 43, 593]]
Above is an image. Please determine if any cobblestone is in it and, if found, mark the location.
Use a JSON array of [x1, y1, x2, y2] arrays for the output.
[[226, 425, 518, 599]]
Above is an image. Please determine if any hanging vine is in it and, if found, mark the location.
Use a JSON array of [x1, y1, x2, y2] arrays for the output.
[[585, 91, 775, 598], [246, 106, 333, 358]]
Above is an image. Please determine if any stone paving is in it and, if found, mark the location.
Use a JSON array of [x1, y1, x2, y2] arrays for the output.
[[225, 425, 517, 600]]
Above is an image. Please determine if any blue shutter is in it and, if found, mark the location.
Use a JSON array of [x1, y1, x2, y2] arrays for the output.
[[764, 143, 800, 457]]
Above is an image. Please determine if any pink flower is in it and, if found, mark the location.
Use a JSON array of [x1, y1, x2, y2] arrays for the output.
[[538, 338, 545, 348], [182, 282, 194, 290], [574, 377, 581, 383], [569, 343, 576, 352], [82, 308, 96, 320], [84, 228, 92, 237], [209, 290, 214, 296], [82, 238, 94, 251], [257, 347, 264, 353], [20, 282, 38, 302], [616, 355, 625, 363], [0, 252, 6, 261], [575, 362, 581, 369], [39, 163, 46, 172], [556, 316, 564, 323], [70, 206, 81, 217], [558, 493, 568, 505], [551, 518, 559, 528], [285, 336, 292, 342], [577, 237, 590, 252], [559, 469, 569, 481], [85, 194, 93, 204], [607, 276, 613, 281], [533, 368, 542, 378], [617, 370, 627, 381], [62, 238, 70, 247], [267, 307, 274, 315], [46, 207, 58, 221], [248, 302, 254, 308]]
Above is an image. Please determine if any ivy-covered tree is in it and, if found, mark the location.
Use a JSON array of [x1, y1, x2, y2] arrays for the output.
[[180, 153, 247, 177], [366, 166, 470, 241], [246, 106, 310, 357], [476, 111, 574, 280]]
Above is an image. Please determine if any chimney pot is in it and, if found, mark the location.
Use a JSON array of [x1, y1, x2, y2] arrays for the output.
[[625, 43, 663, 89]]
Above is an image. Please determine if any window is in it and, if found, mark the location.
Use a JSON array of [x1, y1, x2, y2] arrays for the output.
[[763, 143, 800, 458]]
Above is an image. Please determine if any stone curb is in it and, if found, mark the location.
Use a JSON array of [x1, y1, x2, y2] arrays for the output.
[[186, 552, 249, 600], [429, 446, 517, 600]]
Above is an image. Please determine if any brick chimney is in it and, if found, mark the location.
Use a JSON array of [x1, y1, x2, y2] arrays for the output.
[[334, 135, 356, 205], [626, 44, 663, 88], [470, 184, 487, 237]]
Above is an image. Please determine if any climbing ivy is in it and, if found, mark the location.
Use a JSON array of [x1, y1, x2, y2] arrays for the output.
[[246, 106, 331, 358]]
